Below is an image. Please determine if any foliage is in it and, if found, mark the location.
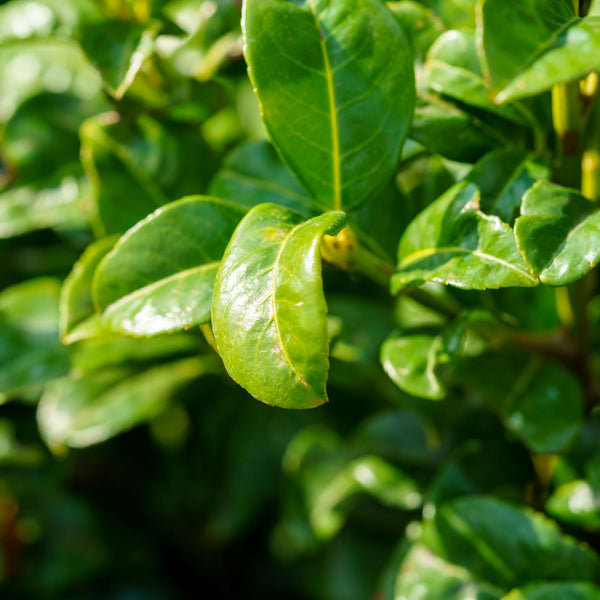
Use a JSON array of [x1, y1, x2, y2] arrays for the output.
[[1, 0, 600, 598]]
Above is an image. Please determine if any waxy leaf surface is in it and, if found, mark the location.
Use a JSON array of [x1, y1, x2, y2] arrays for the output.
[[547, 480, 600, 532], [243, 0, 415, 212], [212, 204, 345, 408], [94, 196, 244, 336], [393, 183, 537, 292], [515, 181, 600, 286]]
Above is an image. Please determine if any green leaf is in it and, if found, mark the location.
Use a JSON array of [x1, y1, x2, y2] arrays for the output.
[[94, 196, 245, 337], [0, 279, 70, 399], [395, 545, 504, 600], [466, 149, 551, 224], [381, 335, 446, 400], [515, 181, 600, 286], [452, 351, 583, 454], [79, 19, 160, 100], [410, 103, 498, 163], [392, 183, 537, 292], [478, 0, 600, 102], [387, 1, 445, 63], [60, 236, 117, 343], [419, 0, 477, 30], [80, 113, 212, 234], [208, 140, 314, 215], [243, 0, 415, 212], [424, 30, 531, 125], [212, 204, 346, 408], [37, 356, 216, 450], [422, 496, 600, 589], [547, 480, 600, 532], [502, 583, 600, 600]]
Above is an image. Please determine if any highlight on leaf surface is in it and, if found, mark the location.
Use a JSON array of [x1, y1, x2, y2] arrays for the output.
[[212, 203, 346, 409]]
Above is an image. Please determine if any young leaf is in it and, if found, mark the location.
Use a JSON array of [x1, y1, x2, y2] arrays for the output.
[[60, 236, 117, 343], [212, 204, 346, 408], [502, 583, 600, 600], [94, 197, 245, 337], [243, 0, 415, 212], [466, 149, 551, 224], [392, 182, 537, 292], [515, 181, 600, 286]]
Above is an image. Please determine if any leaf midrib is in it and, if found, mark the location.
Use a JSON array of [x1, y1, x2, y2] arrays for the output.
[[307, 0, 341, 211]]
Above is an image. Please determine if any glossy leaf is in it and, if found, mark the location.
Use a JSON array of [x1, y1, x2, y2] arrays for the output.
[[395, 545, 504, 600], [243, 0, 415, 212], [392, 183, 537, 292], [422, 496, 600, 589], [547, 480, 600, 532], [452, 351, 583, 454], [60, 236, 116, 343], [425, 30, 530, 125], [466, 149, 551, 224], [79, 19, 160, 100], [381, 335, 446, 400], [94, 196, 244, 337], [208, 140, 313, 215], [515, 181, 600, 286], [502, 583, 600, 600], [478, 0, 600, 102], [212, 204, 346, 408], [37, 356, 216, 450]]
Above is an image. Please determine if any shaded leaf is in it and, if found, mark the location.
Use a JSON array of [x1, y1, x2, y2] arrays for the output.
[[392, 183, 537, 292], [452, 351, 583, 454], [243, 0, 415, 212], [79, 19, 160, 100], [466, 149, 551, 223], [37, 356, 216, 450], [208, 140, 313, 215], [422, 496, 600, 589], [515, 181, 600, 286], [212, 204, 345, 408], [60, 236, 117, 343], [94, 196, 244, 336]]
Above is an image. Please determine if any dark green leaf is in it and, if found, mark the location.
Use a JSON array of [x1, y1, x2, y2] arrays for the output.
[[60, 236, 116, 343], [452, 351, 583, 454], [515, 181, 600, 286], [502, 583, 600, 600], [94, 196, 244, 336], [392, 183, 537, 292], [243, 0, 415, 212], [212, 204, 345, 408], [466, 149, 551, 223], [423, 496, 600, 589], [208, 140, 313, 215], [79, 19, 160, 100]]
